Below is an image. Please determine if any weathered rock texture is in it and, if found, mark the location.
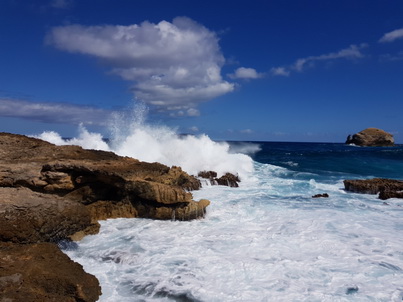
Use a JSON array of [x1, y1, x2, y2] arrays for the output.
[[198, 171, 240, 187], [344, 178, 403, 200], [0, 242, 101, 302], [0, 132, 211, 301], [345, 128, 394, 147]]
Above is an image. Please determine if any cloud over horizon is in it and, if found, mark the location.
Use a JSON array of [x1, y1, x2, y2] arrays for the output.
[[0, 98, 113, 126], [46, 17, 234, 116]]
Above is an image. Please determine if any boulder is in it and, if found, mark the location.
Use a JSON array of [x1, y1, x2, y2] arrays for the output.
[[344, 178, 403, 200], [0, 242, 101, 302], [345, 128, 394, 147]]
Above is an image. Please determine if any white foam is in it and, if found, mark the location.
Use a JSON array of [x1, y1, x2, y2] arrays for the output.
[[35, 103, 255, 179], [65, 167, 403, 301]]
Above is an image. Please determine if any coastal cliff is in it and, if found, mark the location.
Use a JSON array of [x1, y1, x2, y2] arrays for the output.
[[0, 132, 210, 301]]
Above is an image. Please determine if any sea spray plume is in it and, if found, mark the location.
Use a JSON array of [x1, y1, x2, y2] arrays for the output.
[[35, 103, 255, 180], [107, 103, 255, 179], [35, 124, 110, 151]]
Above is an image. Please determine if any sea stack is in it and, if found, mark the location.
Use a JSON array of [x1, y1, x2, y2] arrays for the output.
[[345, 128, 394, 147]]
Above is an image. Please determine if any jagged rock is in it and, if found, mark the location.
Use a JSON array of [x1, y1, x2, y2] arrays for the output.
[[198, 171, 240, 187], [344, 178, 403, 200], [312, 193, 329, 198], [0, 132, 212, 301], [345, 128, 394, 147], [0, 242, 101, 302], [0, 132, 209, 222]]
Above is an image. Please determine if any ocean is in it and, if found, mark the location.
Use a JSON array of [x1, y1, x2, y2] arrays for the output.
[[37, 112, 403, 301]]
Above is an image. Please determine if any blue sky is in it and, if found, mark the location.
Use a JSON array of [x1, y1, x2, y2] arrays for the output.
[[1, 0, 403, 142]]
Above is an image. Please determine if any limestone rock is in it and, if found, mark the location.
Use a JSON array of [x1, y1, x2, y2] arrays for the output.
[[345, 128, 394, 147], [0, 242, 101, 302], [0, 187, 96, 244]]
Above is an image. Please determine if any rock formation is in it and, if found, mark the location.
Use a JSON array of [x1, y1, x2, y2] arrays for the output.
[[0, 132, 211, 301], [345, 128, 394, 147], [344, 178, 403, 200], [198, 170, 240, 187]]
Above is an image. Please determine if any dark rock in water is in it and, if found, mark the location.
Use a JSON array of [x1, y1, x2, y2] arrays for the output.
[[312, 193, 329, 198], [346, 285, 359, 295], [198, 171, 240, 187], [344, 178, 403, 200], [345, 128, 394, 147], [379, 190, 403, 200]]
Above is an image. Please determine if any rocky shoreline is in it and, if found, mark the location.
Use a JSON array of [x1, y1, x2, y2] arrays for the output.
[[0, 132, 218, 301]]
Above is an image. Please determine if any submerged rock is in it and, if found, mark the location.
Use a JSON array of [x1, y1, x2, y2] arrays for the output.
[[345, 128, 394, 147], [312, 193, 329, 198]]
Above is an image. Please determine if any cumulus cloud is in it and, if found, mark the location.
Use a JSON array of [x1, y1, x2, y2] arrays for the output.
[[46, 17, 234, 115], [271, 44, 367, 76], [0, 98, 112, 125], [228, 67, 263, 79], [379, 28, 403, 43]]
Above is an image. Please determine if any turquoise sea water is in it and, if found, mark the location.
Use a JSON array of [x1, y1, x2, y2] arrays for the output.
[[60, 141, 403, 301]]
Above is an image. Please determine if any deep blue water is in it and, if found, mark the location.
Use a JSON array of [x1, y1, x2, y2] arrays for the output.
[[250, 142, 403, 180]]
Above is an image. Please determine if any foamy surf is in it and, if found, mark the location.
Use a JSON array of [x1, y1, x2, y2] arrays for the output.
[[35, 103, 257, 180]]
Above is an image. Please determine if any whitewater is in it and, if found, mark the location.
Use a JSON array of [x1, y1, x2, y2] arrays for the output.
[[36, 106, 403, 301]]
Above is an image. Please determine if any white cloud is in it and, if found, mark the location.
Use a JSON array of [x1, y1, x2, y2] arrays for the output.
[[228, 67, 263, 79], [270, 67, 290, 77], [189, 126, 199, 132], [0, 98, 112, 125], [46, 17, 234, 115], [379, 28, 403, 43], [271, 44, 367, 76]]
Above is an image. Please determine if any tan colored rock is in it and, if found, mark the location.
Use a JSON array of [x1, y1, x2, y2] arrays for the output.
[[0, 242, 101, 302], [0, 187, 96, 243], [345, 128, 394, 147]]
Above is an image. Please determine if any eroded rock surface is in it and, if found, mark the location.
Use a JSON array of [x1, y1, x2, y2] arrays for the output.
[[0, 242, 101, 302], [0, 132, 211, 301]]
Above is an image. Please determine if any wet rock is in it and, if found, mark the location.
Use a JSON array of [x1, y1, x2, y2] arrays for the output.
[[312, 193, 329, 198], [345, 128, 394, 147], [198, 171, 240, 187], [344, 178, 403, 200]]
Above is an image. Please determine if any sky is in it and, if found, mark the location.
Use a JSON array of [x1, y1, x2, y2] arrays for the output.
[[1, 0, 403, 142]]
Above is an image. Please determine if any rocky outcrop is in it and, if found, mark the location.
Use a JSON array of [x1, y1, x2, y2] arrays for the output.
[[345, 128, 394, 147], [344, 178, 403, 200], [0, 242, 101, 301], [0, 132, 211, 301], [198, 171, 240, 187]]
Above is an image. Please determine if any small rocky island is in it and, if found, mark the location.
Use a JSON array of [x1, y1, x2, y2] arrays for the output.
[[0, 132, 215, 301], [345, 128, 394, 147]]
